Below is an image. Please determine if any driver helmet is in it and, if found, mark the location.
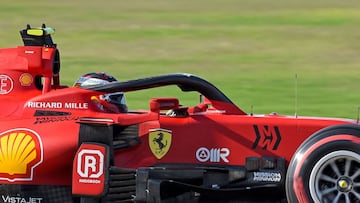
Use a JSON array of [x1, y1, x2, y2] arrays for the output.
[[73, 72, 127, 113]]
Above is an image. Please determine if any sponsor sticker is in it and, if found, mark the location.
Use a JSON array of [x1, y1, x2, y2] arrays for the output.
[[253, 172, 282, 182], [196, 147, 230, 163], [77, 149, 104, 181], [0, 75, 14, 95], [1, 195, 43, 203], [0, 128, 43, 182], [149, 129, 172, 159], [34, 116, 79, 124], [72, 143, 108, 196], [26, 101, 88, 109], [19, 73, 33, 86], [252, 125, 281, 150]]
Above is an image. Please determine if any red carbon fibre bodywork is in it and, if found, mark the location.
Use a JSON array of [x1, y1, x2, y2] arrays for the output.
[[0, 25, 358, 202], [114, 114, 353, 168], [0, 43, 355, 185]]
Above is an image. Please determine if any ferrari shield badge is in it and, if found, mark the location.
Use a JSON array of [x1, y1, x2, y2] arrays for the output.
[[149, 128, 172, 159]]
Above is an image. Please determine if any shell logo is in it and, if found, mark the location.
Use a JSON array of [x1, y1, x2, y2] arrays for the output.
[[19, 73, 33, 86], [0, 128, 43, 182]]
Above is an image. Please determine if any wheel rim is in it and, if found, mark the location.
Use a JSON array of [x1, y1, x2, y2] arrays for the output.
[[309, 150, 360, 203]]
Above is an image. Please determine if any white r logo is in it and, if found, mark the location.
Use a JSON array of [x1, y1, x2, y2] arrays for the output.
[[77, 149, 104, 178]]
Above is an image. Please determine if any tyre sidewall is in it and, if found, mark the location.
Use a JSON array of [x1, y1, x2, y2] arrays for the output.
[[286, 124, 360, 203]]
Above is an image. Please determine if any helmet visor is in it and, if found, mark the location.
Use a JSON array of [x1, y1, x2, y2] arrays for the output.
[[73, 77, 110, 87]]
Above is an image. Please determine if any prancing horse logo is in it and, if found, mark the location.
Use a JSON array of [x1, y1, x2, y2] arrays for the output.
[[149, 129, 172, 159]]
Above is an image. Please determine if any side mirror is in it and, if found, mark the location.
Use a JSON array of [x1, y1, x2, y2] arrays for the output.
[[150, 98, 179, 113]]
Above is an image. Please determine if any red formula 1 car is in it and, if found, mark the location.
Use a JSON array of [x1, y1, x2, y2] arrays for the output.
[[0, 25, 359, 203]]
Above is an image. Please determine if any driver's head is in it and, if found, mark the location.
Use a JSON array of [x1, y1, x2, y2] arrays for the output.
[[74, 72, 127, 113]]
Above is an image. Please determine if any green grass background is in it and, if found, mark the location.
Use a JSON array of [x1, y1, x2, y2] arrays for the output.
[[0, 0, 360, 118]]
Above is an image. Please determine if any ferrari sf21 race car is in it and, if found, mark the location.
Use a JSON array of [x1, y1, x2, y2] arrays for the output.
[[0, 25, 359, 203]]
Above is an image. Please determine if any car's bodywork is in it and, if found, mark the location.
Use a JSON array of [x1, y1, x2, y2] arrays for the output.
[[0, 25, 359, 203]]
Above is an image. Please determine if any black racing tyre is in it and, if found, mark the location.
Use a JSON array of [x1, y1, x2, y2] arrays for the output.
[[286, 124, 360, 203]]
